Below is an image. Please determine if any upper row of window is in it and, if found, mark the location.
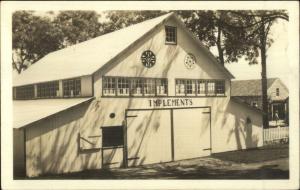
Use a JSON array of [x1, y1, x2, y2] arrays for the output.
[[103, 77, 225, 97], [15, 78, 81, 100], [14, 76, 225, 100]]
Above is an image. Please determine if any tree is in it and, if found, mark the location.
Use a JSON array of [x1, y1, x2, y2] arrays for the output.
[[102, 10, 167, 34], [249, 11, 288, 129], [53, 11, 103, 46], [12, 11, 63, 73], [176, 10, 260, 66], [177, 10, 288, 128], [13, 11, 105, 73], [227, 10, 288, 128]]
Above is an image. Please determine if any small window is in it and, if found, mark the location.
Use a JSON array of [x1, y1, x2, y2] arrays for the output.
[[186, 80, 196, 96], [165, 26, 177, 44], [156, 79, 168, 96], [117, 78, 130, 96], [15, 85, 35, 99], [175, 80, 186, 95], [102, 126, 123, 148], [143, 78, 156, 96], [63, 78, 81, 97], [196, 80, 206, 96], [103, 77, 116, 96], [37, 81, 59, 98], [215, 80, 225, 96], [207, 81, 216, 96], [131, 78, 143, 96], [276, 88, 280, 96]]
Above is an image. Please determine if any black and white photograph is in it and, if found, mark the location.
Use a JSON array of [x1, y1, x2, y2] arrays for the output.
[[1, 1, 299, 190]]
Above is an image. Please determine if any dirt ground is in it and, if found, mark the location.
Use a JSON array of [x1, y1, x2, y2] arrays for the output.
[[31, 144, 289, 179]]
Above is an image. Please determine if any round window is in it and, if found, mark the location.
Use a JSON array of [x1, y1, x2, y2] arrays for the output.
[[141, 50, 156, 68], [109, 113, 116, 119], [184, 53, 196, 69]]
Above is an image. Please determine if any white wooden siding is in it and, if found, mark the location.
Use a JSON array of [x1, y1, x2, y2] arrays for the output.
[[80, 75, 93, 96], [268, 79, 289, 101]]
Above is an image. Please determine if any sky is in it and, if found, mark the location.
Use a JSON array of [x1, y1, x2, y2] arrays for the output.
[[32, 10, 289, 87], [223, 20, 289, 86]]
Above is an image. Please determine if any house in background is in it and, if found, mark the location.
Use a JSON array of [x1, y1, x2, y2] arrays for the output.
[[231, 78, 289, 124], [13, 13, 264, 178]]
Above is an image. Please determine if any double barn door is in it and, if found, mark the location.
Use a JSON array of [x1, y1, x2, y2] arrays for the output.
[[126, 107, 211, 167]]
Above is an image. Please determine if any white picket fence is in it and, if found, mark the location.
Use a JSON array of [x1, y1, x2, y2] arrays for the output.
[[264, 126, 289, 144]]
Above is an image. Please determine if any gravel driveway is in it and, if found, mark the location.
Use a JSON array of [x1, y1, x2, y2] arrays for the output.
[[31, 144, 289, 179]]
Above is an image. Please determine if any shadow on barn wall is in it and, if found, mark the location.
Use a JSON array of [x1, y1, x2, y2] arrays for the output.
[[225, 101, 260, 150], [25, 101, 105, 176], [23, 96, 261, 177]]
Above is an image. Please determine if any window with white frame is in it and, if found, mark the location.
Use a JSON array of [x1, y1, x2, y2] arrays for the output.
[[175, 79, 225, 97], [215, 80, 225, 96], [15, 85, 35, 99], [207, 81, 216, 96], [103, 77, 116, 96], [156, 79, 168, 96], [131, 78, 143, 96], [165, 26, 177, 44], [186, 80, 196, 96], [102, 77, 167, 97], [117, 78, 130, 96], [37, 81, 59, 98], [175, 79, 186, 95], [276, 88, 280, 96], [196, 80, 206, 96], [143, 78, 156, 96], [63, 78, 81, 97]]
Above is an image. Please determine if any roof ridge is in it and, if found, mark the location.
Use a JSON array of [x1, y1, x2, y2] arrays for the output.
[[232, 78, 279, 82]]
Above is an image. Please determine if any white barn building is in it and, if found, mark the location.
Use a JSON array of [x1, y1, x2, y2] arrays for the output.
[[13, 13, 263, 177]]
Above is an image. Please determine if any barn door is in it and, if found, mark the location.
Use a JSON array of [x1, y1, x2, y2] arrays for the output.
[[173, 108, 211, 160], [126, 110, 172, 167]]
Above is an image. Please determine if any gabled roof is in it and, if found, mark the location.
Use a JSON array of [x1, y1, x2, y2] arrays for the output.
[[231, 78, 278, 96], [13, 12, 233, 87], [13, 98, 93, 129]]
